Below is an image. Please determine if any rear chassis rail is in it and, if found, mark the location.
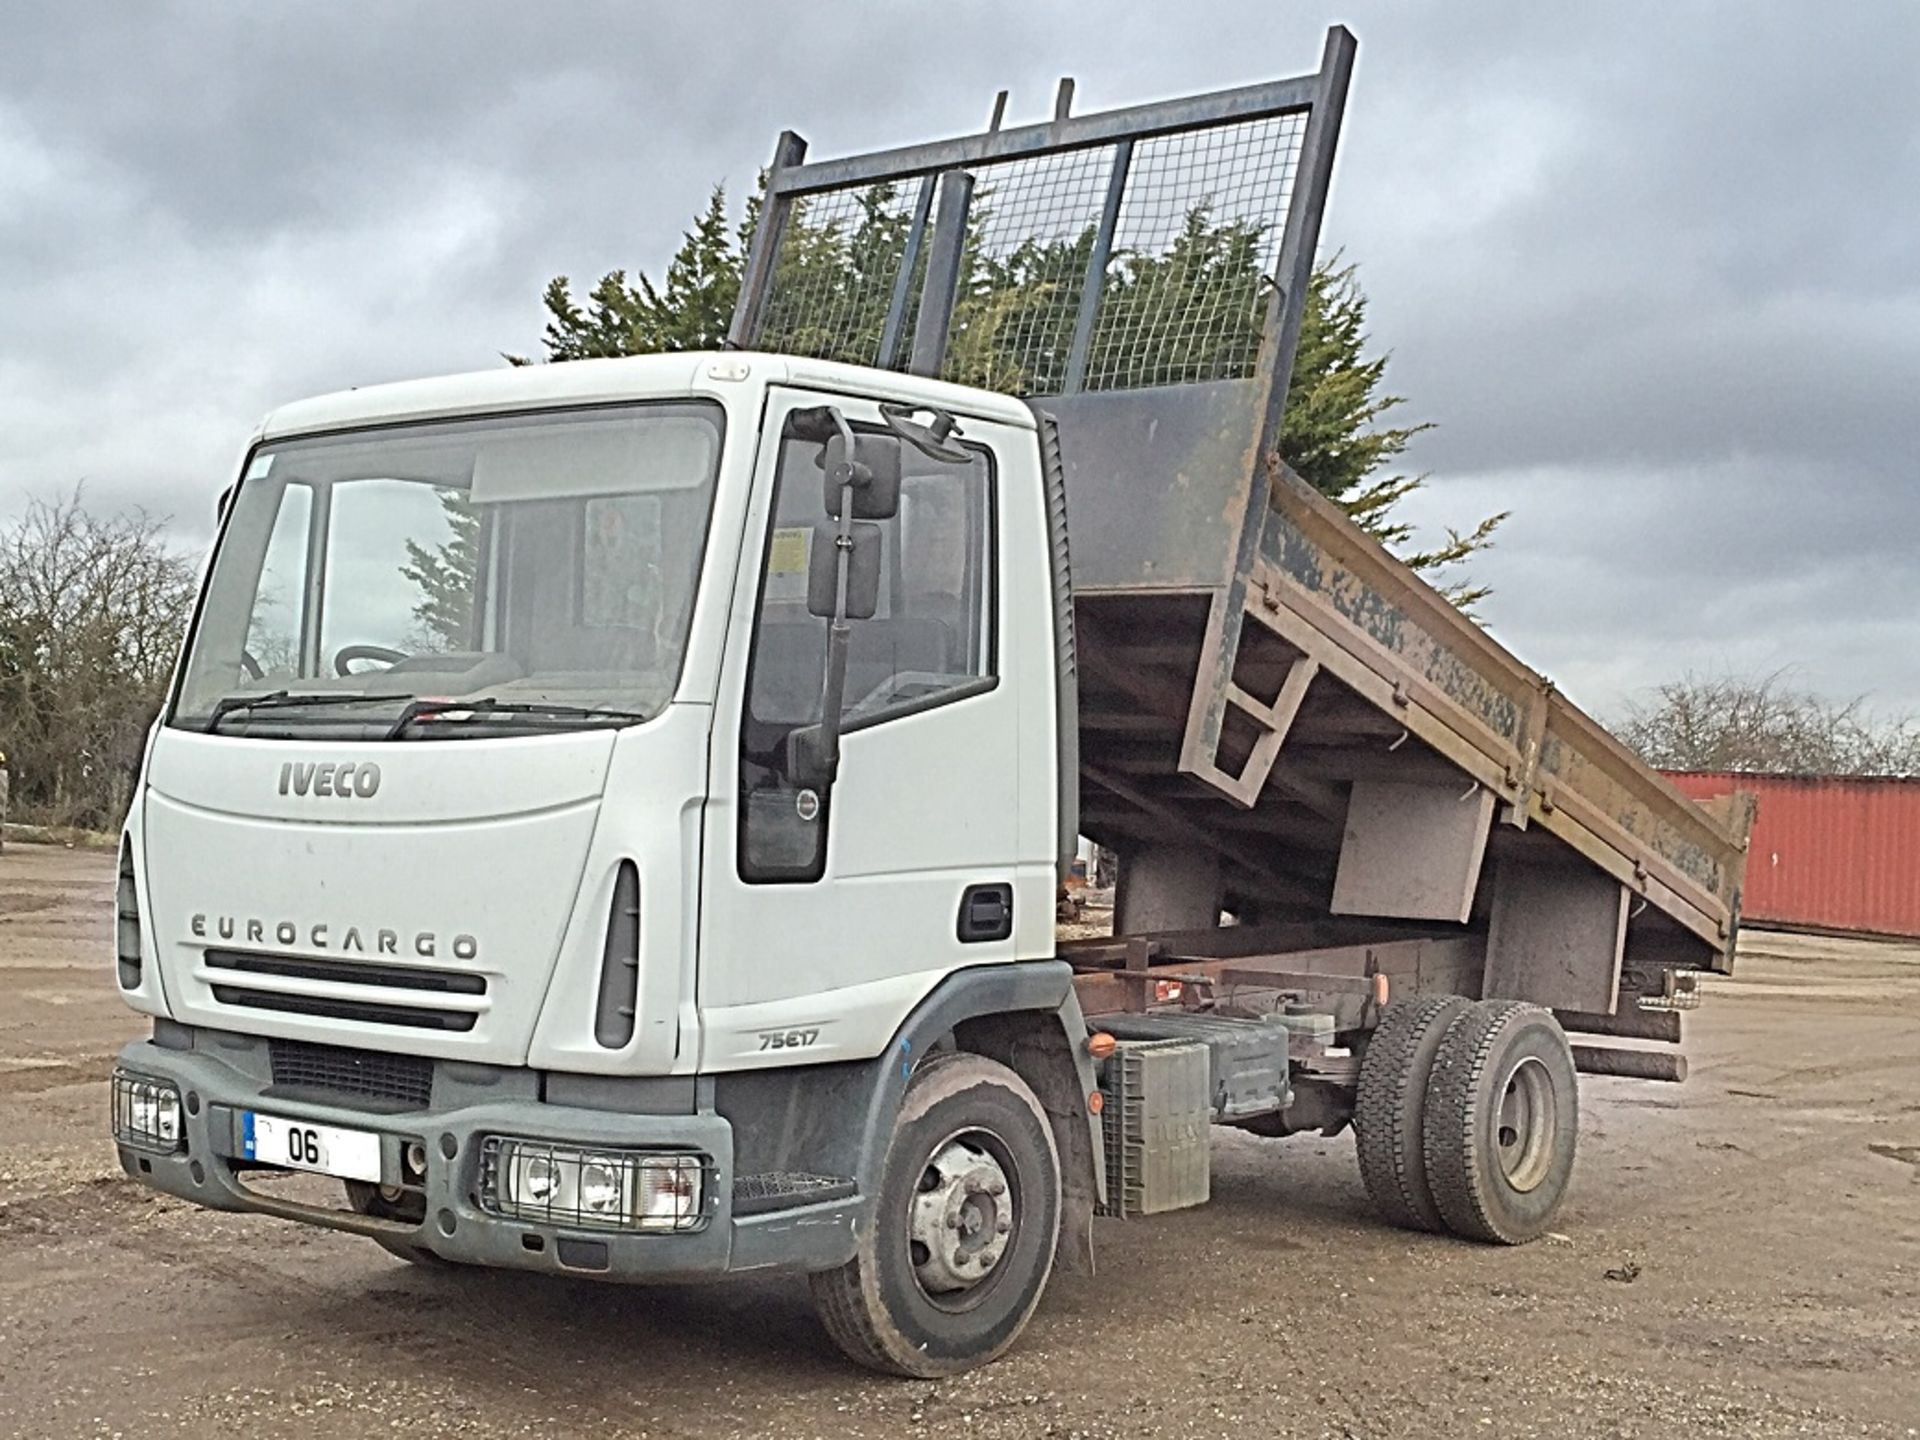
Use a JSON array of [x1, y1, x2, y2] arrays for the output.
[[1061, 920, 1693, 1086]]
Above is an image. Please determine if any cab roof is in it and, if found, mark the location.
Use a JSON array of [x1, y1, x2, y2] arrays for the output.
[[256, 351, 1038, 442]]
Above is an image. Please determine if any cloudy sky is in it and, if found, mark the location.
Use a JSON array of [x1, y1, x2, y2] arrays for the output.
[[4, 2, 1917, 721]]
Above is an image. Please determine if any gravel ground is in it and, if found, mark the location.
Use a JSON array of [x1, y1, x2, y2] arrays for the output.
[[1, 840, 1916, 1438]]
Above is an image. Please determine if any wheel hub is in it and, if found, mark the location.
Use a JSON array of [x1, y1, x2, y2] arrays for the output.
[[1495, 1054, 1557, 1192], [909, 1136, 1014, 1295]]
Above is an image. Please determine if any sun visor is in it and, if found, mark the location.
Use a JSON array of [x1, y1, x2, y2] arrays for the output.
[[469, 415, 719, 504]]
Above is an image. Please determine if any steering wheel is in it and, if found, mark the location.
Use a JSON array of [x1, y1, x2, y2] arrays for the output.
[[240, 650, 264, 682], [878, 401, 971, 464], [334, 643, 407, 677]]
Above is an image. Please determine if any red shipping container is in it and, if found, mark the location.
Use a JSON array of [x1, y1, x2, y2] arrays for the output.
[[1665, 771, 1920, 939]]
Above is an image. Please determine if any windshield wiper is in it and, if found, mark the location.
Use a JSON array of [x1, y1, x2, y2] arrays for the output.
[[205, 691, 414, 733], [385, 697, 652, 739]]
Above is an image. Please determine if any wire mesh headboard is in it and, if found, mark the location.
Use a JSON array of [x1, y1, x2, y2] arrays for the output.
[[730, 26, 1354, 425]]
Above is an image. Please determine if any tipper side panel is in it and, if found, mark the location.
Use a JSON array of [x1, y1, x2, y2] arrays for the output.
[[1255, 465, 1750, 963]]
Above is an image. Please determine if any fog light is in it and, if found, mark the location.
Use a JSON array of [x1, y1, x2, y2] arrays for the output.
[[484, 1139, 706, 1233], [112, 1071, 184, 1153]]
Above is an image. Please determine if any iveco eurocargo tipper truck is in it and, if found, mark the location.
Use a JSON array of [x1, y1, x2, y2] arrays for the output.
[[109, 29, 1751, 1374]]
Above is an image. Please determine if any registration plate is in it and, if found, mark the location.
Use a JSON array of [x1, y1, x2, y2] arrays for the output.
[[241, 1111, 382, 1183]]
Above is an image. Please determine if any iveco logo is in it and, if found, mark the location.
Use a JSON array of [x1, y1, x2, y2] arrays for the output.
[[278, 761, 381, 798]]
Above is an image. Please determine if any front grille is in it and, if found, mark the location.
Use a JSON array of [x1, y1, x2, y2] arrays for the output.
[[205, 948, 484, 994], [269, 1038, 434, 1108], [211, 986, 478, 1031], [203, 948, 484, 1033]]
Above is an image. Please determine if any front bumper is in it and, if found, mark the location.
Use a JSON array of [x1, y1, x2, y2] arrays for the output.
[[111, 1031, 861, 1281]]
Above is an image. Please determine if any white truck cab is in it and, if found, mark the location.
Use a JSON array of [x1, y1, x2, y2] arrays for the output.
[[115, 352, 1101, 1375]]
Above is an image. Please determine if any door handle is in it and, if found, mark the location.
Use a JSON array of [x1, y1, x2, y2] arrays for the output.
[[957, 883, 1013, 943]]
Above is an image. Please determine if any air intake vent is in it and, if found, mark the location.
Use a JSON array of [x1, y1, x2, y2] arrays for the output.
[[593, 862, 641, 1048], [270, 1039, 433, 1108], [208, 985, 480, 1032], [204, 949, 484, 994], [115, 840, 141, 989], [204, 949, 484, 1032]]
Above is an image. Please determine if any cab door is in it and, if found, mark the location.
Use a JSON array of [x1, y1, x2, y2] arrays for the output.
[[697, 389, 1021, 1068]]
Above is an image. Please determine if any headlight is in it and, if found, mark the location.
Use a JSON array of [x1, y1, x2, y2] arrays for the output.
[[112, 1072, 184, 1153], [521, 1152, 559, 1203], [578, 1159, 623, 1217], [482, 1139, 707, 1233]]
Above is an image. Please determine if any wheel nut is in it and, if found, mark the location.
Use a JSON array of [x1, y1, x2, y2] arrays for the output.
[[997, 1217, 1012, 1234], [989, 1179, 1006, 1196]]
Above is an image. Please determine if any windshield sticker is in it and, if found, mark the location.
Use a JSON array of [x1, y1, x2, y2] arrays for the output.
[[768, 527, 809, 574], [764, 526, 811, 604]]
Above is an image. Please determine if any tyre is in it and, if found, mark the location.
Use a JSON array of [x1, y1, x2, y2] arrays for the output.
[[370, 1236, 460, 1268], [1353, 995, 1471, 1232], [810, 1053, 1061, 1377], [1422, 1000, 1579, 1244], [346, 1179, 458, 1268]]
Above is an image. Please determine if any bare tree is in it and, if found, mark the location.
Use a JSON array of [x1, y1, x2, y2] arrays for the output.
[[1617, 670, 1920, 776], [0, 486, 198, 830]]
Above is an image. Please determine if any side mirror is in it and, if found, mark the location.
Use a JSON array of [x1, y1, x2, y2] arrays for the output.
[[784, 405, 895, 791], [807, 521, 881, 620], [821, 432, 901, 520], [789, 519, 883, 789], [788, 406, 904, 521], [216, 485, 235, 524]]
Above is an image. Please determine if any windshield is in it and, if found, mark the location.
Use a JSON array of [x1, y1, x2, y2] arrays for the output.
[[171, 402, 725, 739]]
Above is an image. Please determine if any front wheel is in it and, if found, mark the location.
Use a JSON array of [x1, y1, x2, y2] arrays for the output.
[[810, 1054, 1061, 1377], [370, 1236, 461, 1269], [346, 1179, 460, 1269]]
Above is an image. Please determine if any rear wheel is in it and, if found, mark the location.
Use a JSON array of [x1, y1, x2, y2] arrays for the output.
[[1422, 1001, 1579, 1244], [810, 1054, 1060, 1377], [1353, 995, 1471, 1232]]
